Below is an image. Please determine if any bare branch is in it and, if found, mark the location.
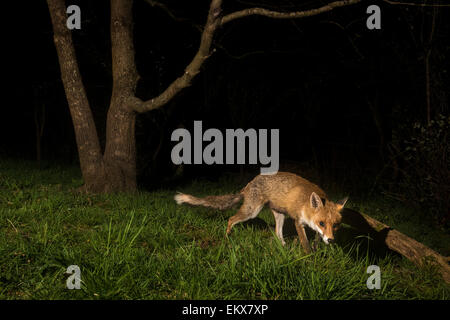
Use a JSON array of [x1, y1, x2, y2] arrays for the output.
[[134, 0, 363, 113], [133, 0, 224, 113], [143, 0, 203, 32], [318, 20, 365, 60], [220, 0, 362, 25], [382, 0, 450, 7]]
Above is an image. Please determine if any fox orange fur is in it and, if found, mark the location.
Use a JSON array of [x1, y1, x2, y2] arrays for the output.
[[174, 172, 348, 253]]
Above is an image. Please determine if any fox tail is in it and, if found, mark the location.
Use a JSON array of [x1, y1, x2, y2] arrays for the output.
[[174, 192, 243, 210]]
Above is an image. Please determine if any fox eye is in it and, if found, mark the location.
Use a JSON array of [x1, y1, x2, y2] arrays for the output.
[[333, 223, 340, 228], [319, 221, 325, 227]]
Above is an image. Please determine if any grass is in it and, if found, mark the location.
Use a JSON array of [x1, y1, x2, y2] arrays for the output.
[[0, 159, 449, 299]]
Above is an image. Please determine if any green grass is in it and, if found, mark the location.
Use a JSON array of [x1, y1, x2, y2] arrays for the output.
[[0, 159, 449, 299]]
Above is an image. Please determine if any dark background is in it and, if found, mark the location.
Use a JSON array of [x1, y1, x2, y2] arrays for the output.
[[1, 1, 449, 222]]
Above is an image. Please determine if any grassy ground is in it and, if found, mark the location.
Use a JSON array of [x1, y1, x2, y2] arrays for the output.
[[0, 159, 449, 299]]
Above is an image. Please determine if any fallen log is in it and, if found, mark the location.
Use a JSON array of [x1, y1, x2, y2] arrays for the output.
[[341, 208, 450, 284]]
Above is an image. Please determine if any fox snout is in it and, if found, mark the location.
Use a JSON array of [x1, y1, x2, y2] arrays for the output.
[[312, 220, 340, 245], [313, 219, 341, 245], [322, 236, 335, 245], [319, 223, 341, 245]]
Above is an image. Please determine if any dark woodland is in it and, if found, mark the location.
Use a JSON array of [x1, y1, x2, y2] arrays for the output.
[[0, 0, 449, 299]]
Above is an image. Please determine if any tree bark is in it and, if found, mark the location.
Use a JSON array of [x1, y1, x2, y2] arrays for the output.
[[341, 208, 450, 283], [48, 0, 140, 193], [103, 103, 137, 192], [101, 0, 140, 192], [48, 0, 363, 193], [47, 0, 106, 192]]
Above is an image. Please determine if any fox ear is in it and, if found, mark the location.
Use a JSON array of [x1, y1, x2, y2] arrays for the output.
[[336, 196, 349, 210], [310, 192, 323, 209]]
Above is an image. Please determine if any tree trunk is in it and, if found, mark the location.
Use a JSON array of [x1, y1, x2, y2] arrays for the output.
[[100, 0, 141, 193], [103, 102, 137, 192], [342, 209, 450, 283], [47, 0, 140, 193], [48, 0, 363, 193], [47, 0, 106, 192]]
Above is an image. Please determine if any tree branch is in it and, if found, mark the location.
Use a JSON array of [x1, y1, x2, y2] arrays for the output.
[[133, 0, 362, 113], [143, 0, 203, 32], [342, 209, 450, 284], [133, 0, 223, 113], [220, 0, 362, 25], [382, 0, 450, 7]]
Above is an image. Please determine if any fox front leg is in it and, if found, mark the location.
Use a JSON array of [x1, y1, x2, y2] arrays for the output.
[[294, 220, 311, 254], [312, 232, 320, 251]]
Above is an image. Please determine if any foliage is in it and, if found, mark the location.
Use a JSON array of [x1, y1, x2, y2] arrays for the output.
[[399, 114, 449, 226]]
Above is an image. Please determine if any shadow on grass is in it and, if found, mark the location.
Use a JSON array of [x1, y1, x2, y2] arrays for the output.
[[272, 208, 403, 262], [339, 208, 402, 260], [192, 205, 403, 263]]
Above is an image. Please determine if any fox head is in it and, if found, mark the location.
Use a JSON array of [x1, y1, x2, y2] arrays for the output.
[[307, 192, 348, 244]]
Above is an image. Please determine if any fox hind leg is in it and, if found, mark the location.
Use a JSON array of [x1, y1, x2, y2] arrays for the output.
[[271, 210, 286, 246], [226, 199, 264, 235]]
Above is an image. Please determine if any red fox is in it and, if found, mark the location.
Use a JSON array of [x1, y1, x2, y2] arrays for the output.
[[174, 172, 348, 253]]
